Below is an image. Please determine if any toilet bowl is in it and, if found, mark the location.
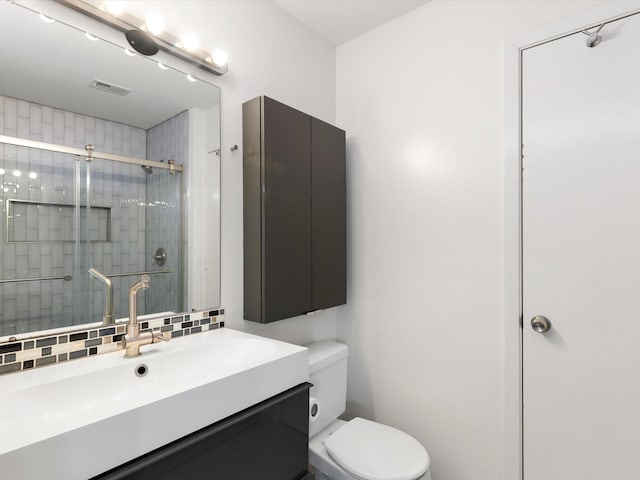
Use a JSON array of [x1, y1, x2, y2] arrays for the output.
[[307, 341, 431, 480]]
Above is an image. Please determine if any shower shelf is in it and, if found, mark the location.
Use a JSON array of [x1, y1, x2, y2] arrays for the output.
[[6, 199, 111, 243]]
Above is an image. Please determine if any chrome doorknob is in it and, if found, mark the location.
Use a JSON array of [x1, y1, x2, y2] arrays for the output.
[[531, 315, 551, 334]]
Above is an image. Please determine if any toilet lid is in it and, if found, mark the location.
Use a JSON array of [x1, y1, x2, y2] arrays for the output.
[[323, 417, 430, 480]]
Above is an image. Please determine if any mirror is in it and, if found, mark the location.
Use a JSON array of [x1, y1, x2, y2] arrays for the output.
[[0, 2, 221, 338]]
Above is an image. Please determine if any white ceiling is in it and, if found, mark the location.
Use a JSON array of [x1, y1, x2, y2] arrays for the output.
[[0, 0, 427, 129], [273, 0, 430, 45]]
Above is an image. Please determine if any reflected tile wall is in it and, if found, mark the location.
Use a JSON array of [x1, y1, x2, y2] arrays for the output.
[[0, 94, 147, 336], [145, 111, 188, 314]]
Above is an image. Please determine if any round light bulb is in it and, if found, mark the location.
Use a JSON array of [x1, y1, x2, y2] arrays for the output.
[[29, 172, 38, 180], [210, 49, 228, 67], [180, 33, 199, 52], [13, 170, 21, 177], [0, 168, 5, 175], [145, 15, 164, 35], [103, 1, 125, 16]]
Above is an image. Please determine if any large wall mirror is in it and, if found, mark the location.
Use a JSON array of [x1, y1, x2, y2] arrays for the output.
[[0, 1, 221, 338]]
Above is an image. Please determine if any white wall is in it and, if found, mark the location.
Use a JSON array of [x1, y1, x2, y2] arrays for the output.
[[187, 106, 221, 311], [123, 1, 340, 345], [336, 1, 601, 479], [20, 0, 626, 476]]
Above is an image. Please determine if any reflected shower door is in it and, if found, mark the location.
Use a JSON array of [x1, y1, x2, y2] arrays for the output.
[[73, 155, 92, 324], [85, 157, 184, 324], [0, 142, 184, 335], [143, 164, 184, 316], [0, 145, 88, 334]]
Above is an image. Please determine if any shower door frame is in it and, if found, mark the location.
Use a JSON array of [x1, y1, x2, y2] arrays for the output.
[[503, 2, 640, 479], [0, 135, 184, 173]]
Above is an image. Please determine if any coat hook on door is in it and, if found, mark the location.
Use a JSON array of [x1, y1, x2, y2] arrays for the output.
[[581, 23, 606, 48]]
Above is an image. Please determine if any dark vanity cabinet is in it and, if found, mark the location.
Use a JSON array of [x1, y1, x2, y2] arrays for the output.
[[93, 383, 312, 480], [243, 96, 346, 323]]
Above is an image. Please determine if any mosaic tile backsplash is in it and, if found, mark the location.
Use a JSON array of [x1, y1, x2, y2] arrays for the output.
[[0, 308, 224, 376]]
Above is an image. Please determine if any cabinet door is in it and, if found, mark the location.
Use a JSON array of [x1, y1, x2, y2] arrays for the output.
[[311, 118, 346, 310], [93, 384, 311, 480], [263, 97, 312, 322], [243, 97, 263, 322]]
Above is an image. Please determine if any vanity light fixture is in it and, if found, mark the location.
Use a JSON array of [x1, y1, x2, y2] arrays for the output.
[[209, 49, 228, 68], [144, 15, 164, 36], [54, 0, 228, 76], [103, 0, 124, 16], [179, 33, 199, 52], [125, 29, 159, 56]]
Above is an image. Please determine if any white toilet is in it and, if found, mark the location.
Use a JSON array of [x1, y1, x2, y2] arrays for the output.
[[307, 341, 432, 480]]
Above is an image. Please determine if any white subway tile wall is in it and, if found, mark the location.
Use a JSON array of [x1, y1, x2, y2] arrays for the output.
[[144, 111, 188, 314], [0, 96, 188, 336]]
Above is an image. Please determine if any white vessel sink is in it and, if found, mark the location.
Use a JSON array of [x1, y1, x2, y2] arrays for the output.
[[0, 328, 308, 479]]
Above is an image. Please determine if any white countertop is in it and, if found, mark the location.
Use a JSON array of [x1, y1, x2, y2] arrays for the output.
[[0, 328, 309, 479]]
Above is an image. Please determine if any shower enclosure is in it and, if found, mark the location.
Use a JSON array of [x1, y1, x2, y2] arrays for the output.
[[0, 107, 185, 336]]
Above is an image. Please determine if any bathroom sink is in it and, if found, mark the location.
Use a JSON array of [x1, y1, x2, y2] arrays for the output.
[[0, 328, 308, 480]]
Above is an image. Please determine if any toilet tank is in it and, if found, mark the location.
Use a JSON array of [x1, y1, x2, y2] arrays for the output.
[[307, 341, 349, 438]]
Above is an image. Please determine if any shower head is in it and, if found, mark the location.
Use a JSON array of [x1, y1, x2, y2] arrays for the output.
[[141, 165, 153, 174]]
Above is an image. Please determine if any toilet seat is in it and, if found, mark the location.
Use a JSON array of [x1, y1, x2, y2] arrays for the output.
[[323, 417, 430, 480]]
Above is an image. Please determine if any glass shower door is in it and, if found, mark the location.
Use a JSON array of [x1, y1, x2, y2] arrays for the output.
[[0, 141, 184, 336], [142, 164, 184, 317], [0, 144, 89, 334], [73, 154, 92, 325], [85, 156, 184, 324]]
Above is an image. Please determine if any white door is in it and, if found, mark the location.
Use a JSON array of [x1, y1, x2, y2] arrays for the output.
[[523, 13, 640, 480]]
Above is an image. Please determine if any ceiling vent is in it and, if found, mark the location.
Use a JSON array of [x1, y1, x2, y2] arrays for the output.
[[89, 79, 131, 96]]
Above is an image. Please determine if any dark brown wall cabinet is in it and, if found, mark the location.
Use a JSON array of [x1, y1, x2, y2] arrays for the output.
[[243, 96, 346, 323]]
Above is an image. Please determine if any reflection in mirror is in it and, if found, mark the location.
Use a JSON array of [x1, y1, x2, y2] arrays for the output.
[[0, 2, 221, 337]]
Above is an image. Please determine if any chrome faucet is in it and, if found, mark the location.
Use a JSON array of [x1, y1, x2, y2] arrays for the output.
[[88, 268, 115, 325], [121, 275, 169, 357]]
